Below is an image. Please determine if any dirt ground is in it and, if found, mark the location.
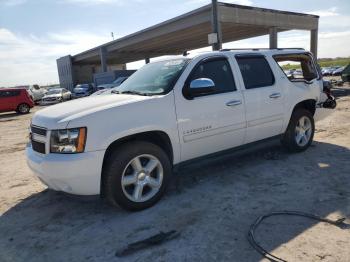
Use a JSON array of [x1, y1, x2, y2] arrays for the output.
[[1, 82, 350, 262]]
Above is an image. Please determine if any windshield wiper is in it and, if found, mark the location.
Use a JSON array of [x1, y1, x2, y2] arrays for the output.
[[120, 91, 152, 96], [111, 90, 155, 96]]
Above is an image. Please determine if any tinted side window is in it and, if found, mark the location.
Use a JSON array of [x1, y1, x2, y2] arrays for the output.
[[236, 56, 275, 89], [11, 90, 21, 96], [188, 58, 236, 95], [0, 90, 20, 97]]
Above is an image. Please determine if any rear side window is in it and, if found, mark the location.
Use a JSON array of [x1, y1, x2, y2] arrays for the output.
[[273, 53, 318, 82], [188, 57, 236, 94], [0, 90, 20, 97], [236, 56, 275, 89]]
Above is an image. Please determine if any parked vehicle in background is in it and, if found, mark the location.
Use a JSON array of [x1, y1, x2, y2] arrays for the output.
[[30, 85, 46, 102], [97, 77, 129, 91], [21, 86, 34, 101], [41, 88, 71, 105], [342, 64, 350, 82], [45, 85, 61, 91], [322, 67, 332, 76], [20, 85, 46, 103], [72, 84, 94, 99], [332, 66, 345, 76], [0, 88, 34, 114], [94, 70, 136, 88], [92, 77, 129, 96], [284, 69, 303, 79], [27, 49, 336, 211], [322, 66, 341, 76]]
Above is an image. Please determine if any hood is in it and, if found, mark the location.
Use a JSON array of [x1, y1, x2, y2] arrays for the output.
[[31, 94, 150, 129]]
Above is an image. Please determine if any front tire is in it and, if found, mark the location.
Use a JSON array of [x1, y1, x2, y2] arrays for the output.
[[103, 141, 172, 211], [282, 109, 315, 152]]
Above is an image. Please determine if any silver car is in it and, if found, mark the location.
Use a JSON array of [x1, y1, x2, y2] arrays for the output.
[[41, 88, 71, 105]]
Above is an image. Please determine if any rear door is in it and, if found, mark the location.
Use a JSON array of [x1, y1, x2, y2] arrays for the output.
[[234, 54, 284, 144], [174, 55, 246, 162]]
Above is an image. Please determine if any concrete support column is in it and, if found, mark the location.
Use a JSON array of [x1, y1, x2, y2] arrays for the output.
[[269, 27, 278, 49], [99, 47, 107, 72], [310, 29, 318, 59], [211, 0, 222, 51], [145, 58, 150, 64]]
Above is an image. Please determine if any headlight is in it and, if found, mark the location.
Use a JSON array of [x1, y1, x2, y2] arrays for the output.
[[50, 127, 86, 153]]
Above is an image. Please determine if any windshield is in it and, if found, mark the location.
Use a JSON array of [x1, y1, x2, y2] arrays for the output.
[[47, 89, 61, 95], [114, 59, 189, 95]]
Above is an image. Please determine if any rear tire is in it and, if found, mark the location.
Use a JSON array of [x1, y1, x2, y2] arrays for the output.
[[16, 103, 30, 114], [282, 109, 315, 152], [103, 141, 172, 211]]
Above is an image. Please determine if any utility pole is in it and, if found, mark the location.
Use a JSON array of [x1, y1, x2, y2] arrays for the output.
[[211, 0, 222, 51]]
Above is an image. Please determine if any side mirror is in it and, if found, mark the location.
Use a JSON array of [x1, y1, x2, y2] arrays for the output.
[[188, 78, 215, 97]]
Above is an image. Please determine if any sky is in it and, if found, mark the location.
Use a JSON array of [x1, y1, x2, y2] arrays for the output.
[[0, 0, 350, 86]]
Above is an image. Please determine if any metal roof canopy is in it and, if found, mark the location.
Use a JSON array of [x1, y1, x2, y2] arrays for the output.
[[72, 2, 319, 65]]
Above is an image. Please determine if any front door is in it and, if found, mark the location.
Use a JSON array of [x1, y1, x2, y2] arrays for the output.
[[174, 55, 246, 162]]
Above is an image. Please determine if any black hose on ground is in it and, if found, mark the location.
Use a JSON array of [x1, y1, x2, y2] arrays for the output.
[[247, 211, 349, 262]]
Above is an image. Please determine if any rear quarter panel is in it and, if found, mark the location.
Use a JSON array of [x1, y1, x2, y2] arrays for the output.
[[267, 55, 321, 132]]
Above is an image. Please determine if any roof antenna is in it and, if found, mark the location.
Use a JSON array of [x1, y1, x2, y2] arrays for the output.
[[183, 51, 189, 56]]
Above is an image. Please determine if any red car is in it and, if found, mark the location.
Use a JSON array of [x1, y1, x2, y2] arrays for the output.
[[0, 88, 34, 114]]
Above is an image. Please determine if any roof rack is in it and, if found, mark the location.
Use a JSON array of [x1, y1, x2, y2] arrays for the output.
[[220, 48, 305, 52]]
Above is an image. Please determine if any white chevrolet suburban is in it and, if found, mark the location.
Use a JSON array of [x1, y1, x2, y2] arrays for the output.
[[26, 49, 335, 211]]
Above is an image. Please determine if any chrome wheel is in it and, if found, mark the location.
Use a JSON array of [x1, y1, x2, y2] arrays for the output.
[[18, 104, 29, 113], [295, 116, 312, 147], [121, 154, 163, 203]]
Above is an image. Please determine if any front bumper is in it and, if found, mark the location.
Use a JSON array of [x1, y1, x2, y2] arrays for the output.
[[26, 145, 105, 195]]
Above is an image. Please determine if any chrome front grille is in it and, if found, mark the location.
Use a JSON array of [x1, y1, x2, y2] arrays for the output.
[[31, 126, 47, 136], [30, 125, 47, 154]]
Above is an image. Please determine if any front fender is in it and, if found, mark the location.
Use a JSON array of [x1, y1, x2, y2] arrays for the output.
[[67, 92, 181, 164]]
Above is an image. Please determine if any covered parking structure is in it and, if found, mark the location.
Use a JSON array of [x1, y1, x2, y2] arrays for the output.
[[57, 1, 319, 90]]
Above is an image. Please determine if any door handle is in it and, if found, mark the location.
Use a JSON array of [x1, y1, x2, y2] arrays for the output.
[[269, 93, 281, 99], [226, 100, 242, 107]]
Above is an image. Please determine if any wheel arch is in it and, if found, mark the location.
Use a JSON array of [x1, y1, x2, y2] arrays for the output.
[[292, 99, 317, 116], [100, 130, 174, 195], [283, 99, 317, 133], [16, 102, 30, 113]]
